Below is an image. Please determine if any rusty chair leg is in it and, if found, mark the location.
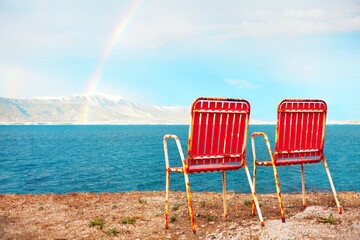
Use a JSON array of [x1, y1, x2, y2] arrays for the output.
[[301, 164, 306, 208], [165, 169, 170, 229], [251, 163, 257, 216], [183, 170, 196, 233], [323, 157, 342, 214], [244, 162, 264, 226], [222, 170, 227, 218], [272, 163, 285, 222]]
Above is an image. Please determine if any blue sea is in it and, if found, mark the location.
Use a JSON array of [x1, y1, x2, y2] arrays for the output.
[[0, 125, 359, 194]]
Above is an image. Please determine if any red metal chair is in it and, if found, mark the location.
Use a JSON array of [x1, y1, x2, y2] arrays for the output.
[[164, 97, 264, 233], [251, 99, 342, 222]]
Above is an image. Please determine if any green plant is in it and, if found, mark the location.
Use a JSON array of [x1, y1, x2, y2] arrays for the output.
[[170, 216, 177, 222], [202, 200, 206, 207], [172, 204, 179, 210], [103, 228, 119, 236], [138, 198, 146, 204], [121, 217, 136, 224], [244, 200, 252, 207], [89, 218, 104, 230], [207, 214, 213, 222], [318, 213, 339, 224]]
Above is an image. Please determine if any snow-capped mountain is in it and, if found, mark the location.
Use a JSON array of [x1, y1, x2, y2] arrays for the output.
[[0, 94, 191, 125], [3, 94, 354, 125]]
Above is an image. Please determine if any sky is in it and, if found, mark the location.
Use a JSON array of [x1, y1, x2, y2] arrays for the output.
[[0, 0, 359, 121]]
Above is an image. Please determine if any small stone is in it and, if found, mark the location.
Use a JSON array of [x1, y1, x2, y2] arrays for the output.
[[229, 224, 237, 230], [209, 221, 215, 225]]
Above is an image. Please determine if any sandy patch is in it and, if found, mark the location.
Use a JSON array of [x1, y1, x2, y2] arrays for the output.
[[0, 191, 359, 239]]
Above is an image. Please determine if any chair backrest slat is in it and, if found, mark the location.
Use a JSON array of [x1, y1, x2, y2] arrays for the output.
[[188, 98, 250, 166], [275, 99, 326, 161]]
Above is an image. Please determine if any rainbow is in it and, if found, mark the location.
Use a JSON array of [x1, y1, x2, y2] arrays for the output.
[[81, 0, 145, 123]]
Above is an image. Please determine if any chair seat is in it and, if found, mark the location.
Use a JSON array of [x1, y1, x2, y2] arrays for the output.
[[256, 158, 322, 166], [169, 164, 242, 173]]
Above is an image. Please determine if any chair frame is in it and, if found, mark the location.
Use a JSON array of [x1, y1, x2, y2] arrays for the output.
[[164, 97, 264, 233], [251, 99, 342, 222]]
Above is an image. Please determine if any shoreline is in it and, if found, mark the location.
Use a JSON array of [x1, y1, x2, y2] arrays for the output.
[[0, 191, 359, 239], [1, 122, 360, 125]]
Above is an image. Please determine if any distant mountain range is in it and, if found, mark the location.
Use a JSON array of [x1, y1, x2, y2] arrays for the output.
[[0, 94, 358, 125], [0, 94, 191, 125]]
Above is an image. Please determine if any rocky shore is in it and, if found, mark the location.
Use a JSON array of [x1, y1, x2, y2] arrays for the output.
[[0, 191, 359, 239]]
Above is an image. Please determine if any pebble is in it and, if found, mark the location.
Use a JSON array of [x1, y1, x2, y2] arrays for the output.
[[228, 224, 237, 230]]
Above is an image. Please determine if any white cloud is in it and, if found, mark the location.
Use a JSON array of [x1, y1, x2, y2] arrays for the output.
[[1, 0, 359, 55], [208, 15, 360, 40], [0, 62, 81, 98], [225, 79, 260, 90], [284, 9, 325, 18], [115, 0, 360, 49]]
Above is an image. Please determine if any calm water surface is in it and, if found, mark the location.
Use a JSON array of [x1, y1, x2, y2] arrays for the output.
[[0, 125, 359, 194]]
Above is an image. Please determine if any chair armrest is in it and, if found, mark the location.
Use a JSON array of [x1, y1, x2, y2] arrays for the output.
[[251, 132, 276, 165], [163, 134, 187, 169]]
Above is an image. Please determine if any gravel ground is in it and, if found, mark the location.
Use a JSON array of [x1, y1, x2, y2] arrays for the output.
[[0, 191, 359, 239]]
